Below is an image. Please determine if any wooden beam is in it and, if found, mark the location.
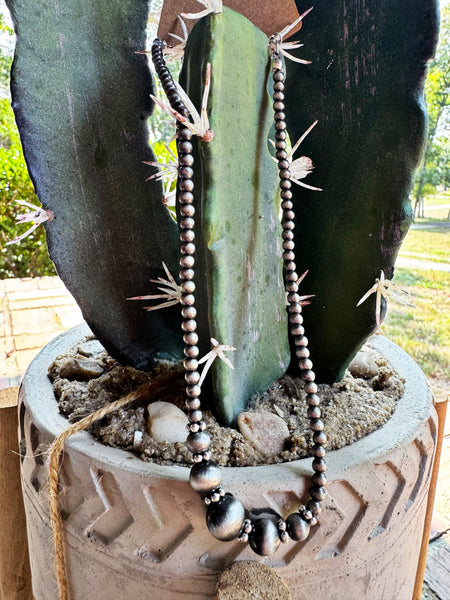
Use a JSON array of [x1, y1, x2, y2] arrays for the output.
[[0, 387, 33, 600]]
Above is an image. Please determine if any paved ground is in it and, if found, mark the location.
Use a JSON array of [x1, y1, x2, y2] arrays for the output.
[[0, 276, 448, 599]]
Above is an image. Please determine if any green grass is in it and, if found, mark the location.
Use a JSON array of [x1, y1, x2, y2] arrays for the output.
[[384, 268, 450, 386], [400, 228, 450, 264]]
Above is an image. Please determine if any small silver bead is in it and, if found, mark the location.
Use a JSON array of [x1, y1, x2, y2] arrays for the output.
[[193, 453, 203, 463], [181, 243, 196, 255], [313, 431, 327, 445], [283, 240, 295, 250], [189, 423, 200, 433], [186, 384, 201, 398], [182, 319, 197, 333], [186, 397, 201, 410], [183, 357, 199, 371], [283, 250, 295, 261], [284, 210, 295, 220], [289, 313, 303, 325], [183, 332, 199, 346], [239, 533, 249, 543], [286, 270, 299, 282], [181, 305, 197, 319], [188, 409, 202, 422], [283, 219, 295, 230], [180, 217, 195, 230], [181, 280, 196, 294], [287, 292, 301, 303], [184, 346, 199, 359], [307, 406, 321, 419], [291, 324, 305, 336], [280, 531, 289, 543], [179, 204, 195, 218], [289, 303, 302, 314], [204, 496, 211, 505], [299, 358, 313, 370], [295, 335, 309, 346], [310, 516, 318, 527], [277, 519, 286, 531], [180, 229, 195, 243], [200, 421, 207, 431], [286, 282, 299, 293], [211, 491, 221, 503], [185, 371, 200, 386], [180, 255, 195, 268], [305, 381, 318, 394], [310, 418, 324, 432], [281, 200, 293, 210], [181, 294, 195, 306], [296, 347, 310, 359], [179, 191, 194, 204], [243, 519, 253, 534], [282, 230, 294, 240]]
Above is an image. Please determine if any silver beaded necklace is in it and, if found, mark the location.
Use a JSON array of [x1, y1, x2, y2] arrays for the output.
[[151, 33, 327, 557]]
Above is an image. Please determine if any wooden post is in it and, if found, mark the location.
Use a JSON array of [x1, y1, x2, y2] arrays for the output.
[[0, 387, 34, 600], [413, 397, 448, 600]]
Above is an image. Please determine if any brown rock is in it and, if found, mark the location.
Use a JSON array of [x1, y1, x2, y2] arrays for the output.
[[214, 561, 292, 600], [237, 411, 289, 456]]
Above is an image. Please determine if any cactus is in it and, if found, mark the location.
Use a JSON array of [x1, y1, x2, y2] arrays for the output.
[[5, 0, 438, 425]]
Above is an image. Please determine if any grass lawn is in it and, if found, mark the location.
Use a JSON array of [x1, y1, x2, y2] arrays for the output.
[[384, 266, 450, 402], [400, 228, 450, 263]]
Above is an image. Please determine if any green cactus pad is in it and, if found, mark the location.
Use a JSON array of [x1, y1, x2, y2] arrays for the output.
[[6, 0, 183, 369], [284, 0, 439, 382], [181, 8, 290, 425]]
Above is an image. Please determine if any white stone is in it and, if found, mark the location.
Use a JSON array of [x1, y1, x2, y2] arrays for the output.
[[348, 350, 379, 379], [237, 411, 289, 456], [147, 401, 188, 443]]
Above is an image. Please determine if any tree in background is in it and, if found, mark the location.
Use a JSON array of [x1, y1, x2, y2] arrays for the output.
[[0, 13, 56, 277], [413, 4, 450, 217]]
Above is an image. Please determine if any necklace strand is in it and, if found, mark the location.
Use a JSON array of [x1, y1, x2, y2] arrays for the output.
[[151, 37, 326, 556]]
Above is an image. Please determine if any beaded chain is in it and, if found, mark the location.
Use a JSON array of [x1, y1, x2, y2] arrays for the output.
[[151, 37, 327, 557]]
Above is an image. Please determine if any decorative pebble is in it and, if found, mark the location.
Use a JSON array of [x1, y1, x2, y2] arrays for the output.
[[214, 561, 292, 600], [77, 339, 105, 357], [147, 401, 189, 443], [133, 430, 144, 452], [59, 356, 105, 381], [237, 411, 289, 456], [348, 350, 379, 379]]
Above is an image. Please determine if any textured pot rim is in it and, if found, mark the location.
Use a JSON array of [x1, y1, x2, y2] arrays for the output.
[[20, 322, 433, 485]]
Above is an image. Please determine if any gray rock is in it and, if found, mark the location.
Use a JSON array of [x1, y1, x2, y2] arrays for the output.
[[237, 411, 289, 456], [59, 356, 105, 381]]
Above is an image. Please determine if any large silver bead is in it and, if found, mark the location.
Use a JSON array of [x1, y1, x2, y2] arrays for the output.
[[186, 431, 210, 453], [248, 518, 281, 556], [286, 513, 310, 541], [189, 460, 221, 493], [206, 494, 245, 541]]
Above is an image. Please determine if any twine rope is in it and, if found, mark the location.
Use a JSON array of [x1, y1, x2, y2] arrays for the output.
[[47, 380, 157, 600]]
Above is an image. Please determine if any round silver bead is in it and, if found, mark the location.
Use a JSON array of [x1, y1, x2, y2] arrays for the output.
[[184, 346, 199, 358], [206, 494, 245, 541], [183, 332, 199, 346], [181, 294, 195, 306], [186, 431, 210, 454], [180, 217, 195, 230], [305, 381, 318, 394], [179, 204, 195, 217], [181, 243, 196, 255], [183, 358, 199, 370], [182, 305, 197, 319], [186, 384, 201, 398], [185, 370, 200, 385], [180, 229, 195, 243], [188, 409, 202, 422], [189, 460, 222, 494], [186, 397, 201, 410], [286, 513, 311, 541], [181, 280, 196, 294], [182, 319, 197, 333], [180, 255, 195, 268], [248, 518, 281, 556]]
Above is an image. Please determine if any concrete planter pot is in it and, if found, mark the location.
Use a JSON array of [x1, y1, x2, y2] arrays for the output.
[[19, 324, 437, 600]]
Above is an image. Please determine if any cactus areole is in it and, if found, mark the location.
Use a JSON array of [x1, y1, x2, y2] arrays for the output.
[[5, 1, 438, 421]]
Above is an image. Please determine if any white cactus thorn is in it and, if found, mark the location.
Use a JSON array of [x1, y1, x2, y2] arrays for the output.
[[181, 0, 223, 20], [151, 62, 213, 142], [198, 338, 236, 387], [357, 270, 414, 332], [128, 262, 182, 311], [6, 200, 54, 245]]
